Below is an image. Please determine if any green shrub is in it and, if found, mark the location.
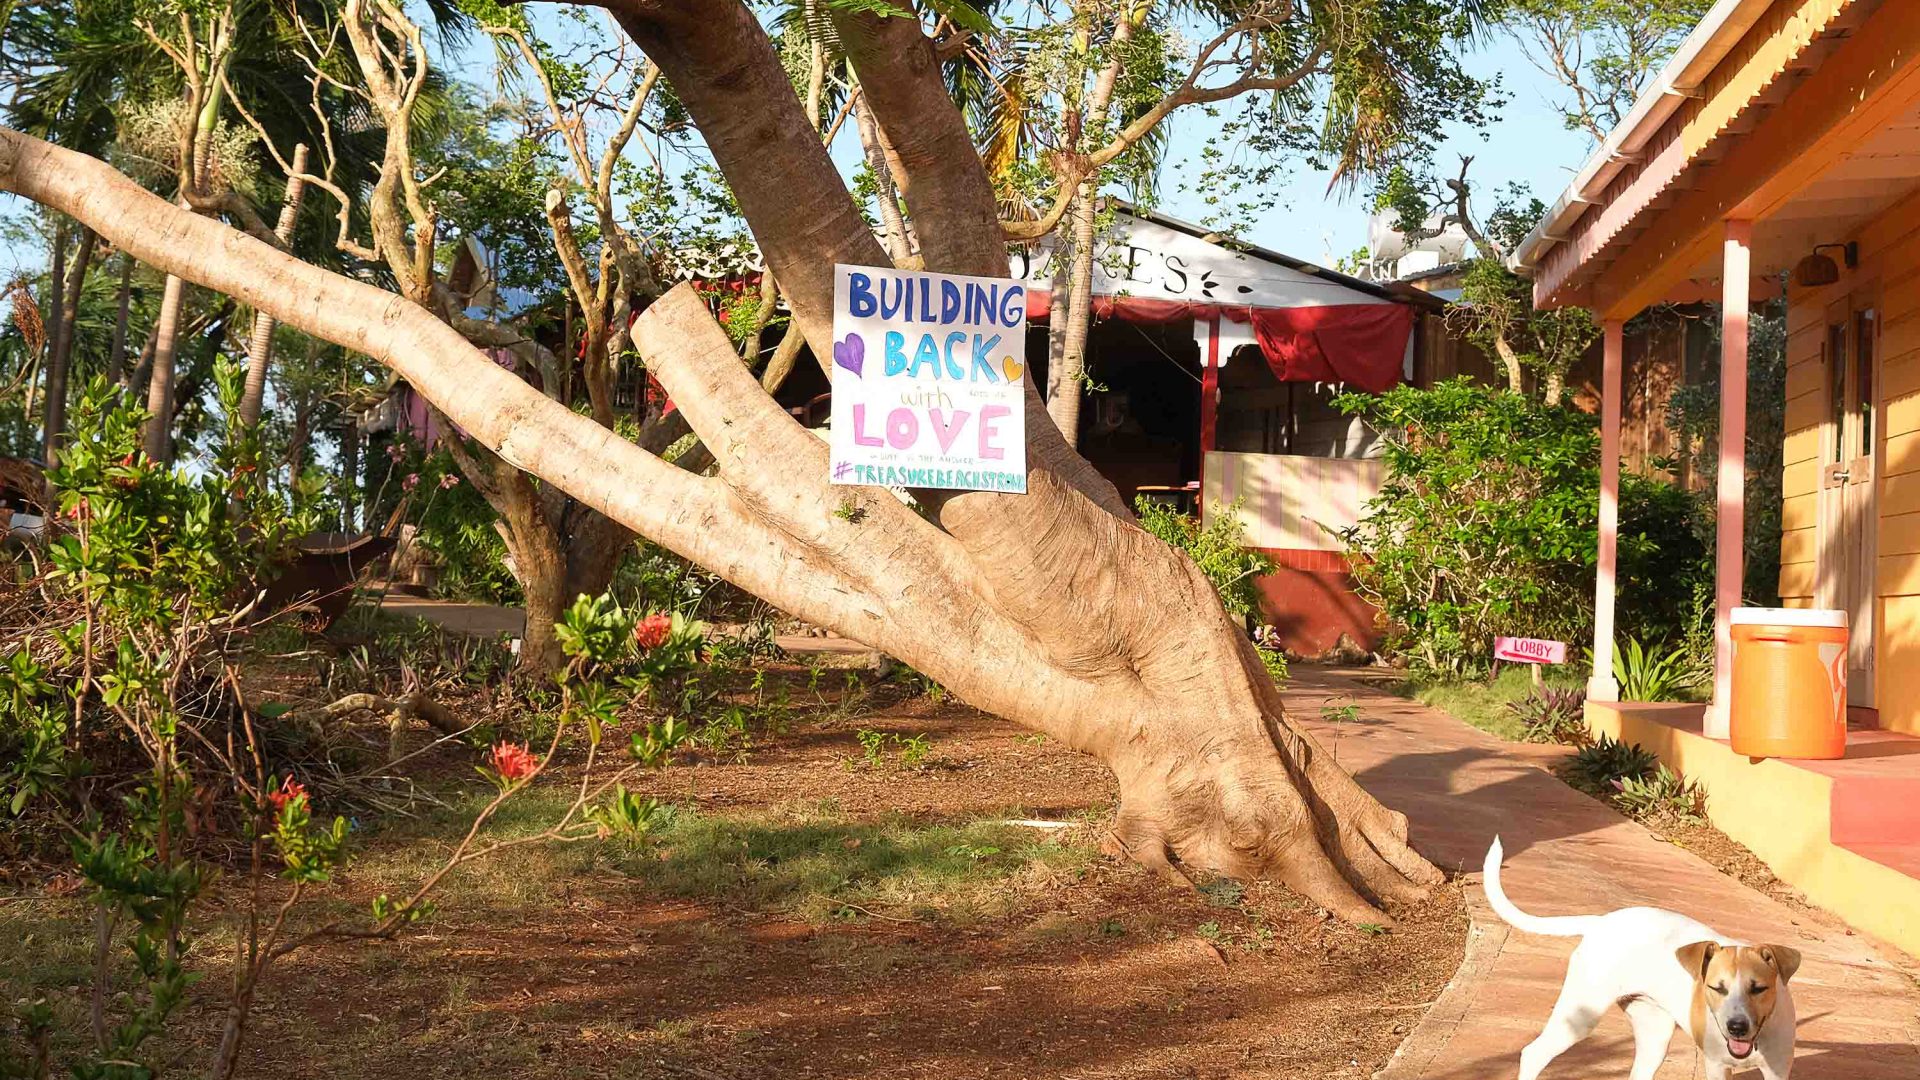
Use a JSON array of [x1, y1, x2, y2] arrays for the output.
[[1133, 497, 1274, 620], [406, 446, 521, 604], [1335, 379, 1712, 674], [1664, 309, 1787, 607], [1506, 686, 1588, 745], [1616, 476, 1713, 646]]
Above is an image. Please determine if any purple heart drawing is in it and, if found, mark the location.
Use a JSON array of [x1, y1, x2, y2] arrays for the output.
[[834, 333, 865, 378]]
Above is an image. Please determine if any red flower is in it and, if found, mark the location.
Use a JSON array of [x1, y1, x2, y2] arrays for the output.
[[632, 613, 672, 650], [118, 452, 136, 468], [490, 741, 539, 782], [268, 776, 309, 812]]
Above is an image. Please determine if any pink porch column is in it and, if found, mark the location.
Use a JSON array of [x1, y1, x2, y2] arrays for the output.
[[1710, 221, 1753, 739], [1591, 320, 1625, 702]]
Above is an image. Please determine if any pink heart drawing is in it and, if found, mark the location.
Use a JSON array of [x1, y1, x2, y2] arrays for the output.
[[834, 333, 864, 378]]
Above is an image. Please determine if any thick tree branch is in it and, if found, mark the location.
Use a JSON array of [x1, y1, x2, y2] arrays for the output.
[[0, 128, 1047, 690], [830, 8, 1003, 278]]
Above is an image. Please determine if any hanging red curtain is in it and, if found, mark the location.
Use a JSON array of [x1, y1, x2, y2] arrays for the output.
[[1024, 290, 1414, 391], [1025, 290, 1203, 326], [1242, 303, 1412, 393]]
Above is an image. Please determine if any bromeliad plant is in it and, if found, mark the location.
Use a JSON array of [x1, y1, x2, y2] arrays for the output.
[[1507, 686, 1589, 745], [1611, 635, 1704, 703], [1561, 734, 1660, 795]]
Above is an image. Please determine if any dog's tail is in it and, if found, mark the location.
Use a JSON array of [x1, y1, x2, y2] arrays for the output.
[[1482, 837, 1599, 937]]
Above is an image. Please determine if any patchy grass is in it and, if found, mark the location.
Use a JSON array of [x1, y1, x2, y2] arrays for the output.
[[628, 800, 1097, 924], [1396, 665, 1583, 741], [1, 696, 1469, 1080]]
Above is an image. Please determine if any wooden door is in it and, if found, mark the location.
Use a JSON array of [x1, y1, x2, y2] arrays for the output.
[[1819, 300, 1879, 707]]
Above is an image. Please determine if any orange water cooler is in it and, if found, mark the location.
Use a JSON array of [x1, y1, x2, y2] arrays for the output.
[[1728, 607, 1848, 760]]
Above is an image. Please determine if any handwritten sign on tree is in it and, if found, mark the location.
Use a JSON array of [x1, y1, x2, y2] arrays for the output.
[[829, 264, 1028, 493]]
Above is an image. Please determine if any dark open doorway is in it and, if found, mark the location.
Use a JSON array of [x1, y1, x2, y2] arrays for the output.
[[1051, 317, 1204, 502]]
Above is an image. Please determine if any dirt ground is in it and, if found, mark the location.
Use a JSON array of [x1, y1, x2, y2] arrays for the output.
[[1, 668, 1468, 1080]]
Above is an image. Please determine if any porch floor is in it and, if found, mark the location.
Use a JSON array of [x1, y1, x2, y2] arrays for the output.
[[1588, 700, 1920, 959], [1287, 669, 1919, 1080]]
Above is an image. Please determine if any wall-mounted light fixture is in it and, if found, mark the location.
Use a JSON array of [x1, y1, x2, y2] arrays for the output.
[[1793, 242, 1858, 287]]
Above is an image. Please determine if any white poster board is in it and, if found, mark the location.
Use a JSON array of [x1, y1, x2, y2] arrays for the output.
[[828, 264, 1028, 493]]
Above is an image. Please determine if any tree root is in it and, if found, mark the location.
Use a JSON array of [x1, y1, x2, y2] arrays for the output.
[[279, 693, 462, 762], [1102, 706, 1444, 926]]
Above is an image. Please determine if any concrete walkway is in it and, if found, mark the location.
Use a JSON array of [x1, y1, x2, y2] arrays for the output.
[[1283, 668, 1920, 1080]]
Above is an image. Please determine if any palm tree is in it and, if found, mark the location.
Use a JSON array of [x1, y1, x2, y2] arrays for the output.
[[4, 0, 453, 461]]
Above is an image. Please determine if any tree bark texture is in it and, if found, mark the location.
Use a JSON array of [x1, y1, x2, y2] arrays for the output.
[[108, 254, 134, 385], [44, 225, 98, 464], [239, 144, 311, 428], [1048, 190, 1097, 447], [42, 223, 68, 455], [144, 273, 187, 462]]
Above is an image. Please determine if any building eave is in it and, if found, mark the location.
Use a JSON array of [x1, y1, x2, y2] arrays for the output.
[[1509, 0, 1778, 278]]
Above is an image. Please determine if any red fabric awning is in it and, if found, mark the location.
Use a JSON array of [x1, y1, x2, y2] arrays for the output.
[[1244, 303, 1412, 393], [1025, 290, 1198, 325], [1027, 290, 1414, 391]]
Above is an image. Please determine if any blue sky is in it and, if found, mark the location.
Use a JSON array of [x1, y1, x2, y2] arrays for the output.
[[0, 18, 1599, 281], [1149, 32, 1599, 266]]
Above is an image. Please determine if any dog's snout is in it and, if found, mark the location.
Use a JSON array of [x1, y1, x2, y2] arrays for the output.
[[1724, 1016, 1752, 1038]]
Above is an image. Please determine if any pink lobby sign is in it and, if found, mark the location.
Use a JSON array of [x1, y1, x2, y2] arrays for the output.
[[1493, 636, 1567, 665]]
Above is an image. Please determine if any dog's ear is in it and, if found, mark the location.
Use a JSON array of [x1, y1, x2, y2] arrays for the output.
[[1676, 941, 1718, 979], [1759, 945, 1802, 983]]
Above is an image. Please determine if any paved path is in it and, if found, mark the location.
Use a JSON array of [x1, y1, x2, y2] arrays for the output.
[[1283, 668, 1920, 1080]]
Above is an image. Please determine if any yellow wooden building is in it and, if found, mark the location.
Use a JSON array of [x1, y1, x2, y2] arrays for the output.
[[1515, 0, 1920, 956]]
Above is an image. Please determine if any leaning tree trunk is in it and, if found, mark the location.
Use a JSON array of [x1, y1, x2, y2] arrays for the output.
[[338, 423, 360, 531], [0, 26, 1438, 925], [1492, 333, 1526, 395], [238, 144, 310, 428], [44, 225, 97, 464], [1048, 189, 1098, 447], [41, 222, 68, 449], [1046, 8, 1130, 449], [144, 273, 187, 462], [853, 96, 913, 264], [1042, 216, 1073, 409], [108, 254, 134, 386]]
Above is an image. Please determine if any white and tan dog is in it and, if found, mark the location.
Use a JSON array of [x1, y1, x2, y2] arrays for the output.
[[1483, 837, 1799, 1080]]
